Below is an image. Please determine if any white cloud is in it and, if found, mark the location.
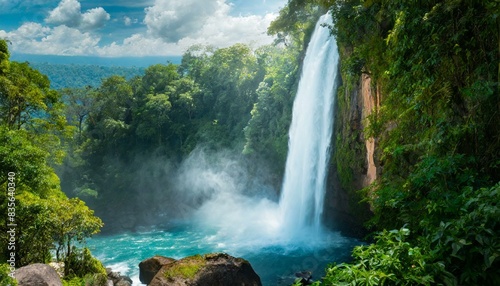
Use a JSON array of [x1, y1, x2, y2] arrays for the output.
[[144, 0, 221, 42], [13, 22, 50, 39], [94, 8, 277, 57], [97, 34, 181, 56], [0, 22, 99, 55], [1, 0, 278, 57], [45, 0, 110, 30], [81, 7, 110, 30], [124, 16, 132, 26], [198, 8, 277, 48], [103, 0, 277, 56], [45, 0, 81, 27]]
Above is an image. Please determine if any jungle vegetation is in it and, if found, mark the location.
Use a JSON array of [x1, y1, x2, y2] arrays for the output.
[[1, 0, 499, 285]]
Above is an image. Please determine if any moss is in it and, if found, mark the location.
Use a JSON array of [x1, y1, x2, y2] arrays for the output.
[[164, 254, 206, 280], [334, 70, 366, 193]]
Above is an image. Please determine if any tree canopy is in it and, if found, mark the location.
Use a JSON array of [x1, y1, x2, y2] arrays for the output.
[[0, 39, 103, 281]]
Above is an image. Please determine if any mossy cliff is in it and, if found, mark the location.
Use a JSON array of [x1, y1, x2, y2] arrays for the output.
[[318, 0, 499, 284], [323, 48, 377, 237]]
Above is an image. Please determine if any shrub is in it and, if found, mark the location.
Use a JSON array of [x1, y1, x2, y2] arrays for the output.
[[317, 228, 451, 286]]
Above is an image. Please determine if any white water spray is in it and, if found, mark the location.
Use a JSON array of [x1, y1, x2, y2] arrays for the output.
[[189, 13, 341, 247], [279, 13, 339, 238]]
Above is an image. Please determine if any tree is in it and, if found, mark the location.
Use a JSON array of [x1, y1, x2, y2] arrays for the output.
[[51, 197, 103, 276], [61, 86, 95, 142], [0, 39, 10, 76], [243, 45, 300, 169], [85, 75, 133, 152], [0, 40, 103, 277], [0, 61, 63, 130]]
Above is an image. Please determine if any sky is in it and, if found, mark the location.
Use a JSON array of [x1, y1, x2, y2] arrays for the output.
[[0, 0, 287, 57]]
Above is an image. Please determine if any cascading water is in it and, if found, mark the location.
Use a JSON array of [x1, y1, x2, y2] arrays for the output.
[[87, 14, 353, 286], [279, 13, 339, 238]]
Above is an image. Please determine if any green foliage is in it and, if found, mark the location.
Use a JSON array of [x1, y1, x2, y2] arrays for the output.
[[243, 44, 301, 170], [52, 198, 103, 269], [64, 247, 106, 279], [0, 263, 17, 286], [318, 228, 449, 286], [61, 87, 95, 142], [333, 84, 366, 191], [307, 0, 500, 284], [0, 41, 103, 280], [0, 127, 55, 197], [321, 184, 500, 285], [0, 39, 10, 75], [0, 121, 102, 269], [15, 192, 58, 265], [63, 273, 107, 286], [268, 0, 324, 48], [429, 184, 500, 285]]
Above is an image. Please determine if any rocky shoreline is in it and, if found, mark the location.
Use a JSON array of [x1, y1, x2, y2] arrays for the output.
[[13, 253, 263, 286], [14, 263, 133, 286]]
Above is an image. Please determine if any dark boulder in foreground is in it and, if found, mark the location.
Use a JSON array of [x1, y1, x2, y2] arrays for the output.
[[139, 255, 176, 284], [15, 263, 62, 286], [147, 253, 262, 286]]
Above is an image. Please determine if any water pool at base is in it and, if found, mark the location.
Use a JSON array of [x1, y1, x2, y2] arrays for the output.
[[87, 224, 358, 285]]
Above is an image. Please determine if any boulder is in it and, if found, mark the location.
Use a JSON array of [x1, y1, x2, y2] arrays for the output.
[[15, 263, 62, 286], [139, 255, 176, 284], [106, 267, 133, 286], [149, 253, 262, 286]]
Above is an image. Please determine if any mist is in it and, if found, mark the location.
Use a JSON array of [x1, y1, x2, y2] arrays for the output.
[[163, 147, 342, 252], [175, 147, 281, 246]]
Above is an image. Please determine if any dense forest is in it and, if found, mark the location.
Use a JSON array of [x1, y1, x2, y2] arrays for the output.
[[0, 40, 106, 284], [29, 63, 146, 90], [1, 0, 500, 285]]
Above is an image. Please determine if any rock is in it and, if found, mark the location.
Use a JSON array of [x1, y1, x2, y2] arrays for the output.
[[294, 271, 313, 285], [15, 263, 62, 286], [106, 267, 132, 286], [115, 280, 132, 286], [149, 253, 262, 286], [139, 255, 176, 284], [48, 262, 64, 278]]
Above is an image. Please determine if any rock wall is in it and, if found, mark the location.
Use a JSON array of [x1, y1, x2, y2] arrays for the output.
[[323, 68, 379, 237], [360, 74, 380, 188]]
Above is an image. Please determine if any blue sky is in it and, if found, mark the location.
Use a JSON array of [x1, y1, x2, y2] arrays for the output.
[[0, 0, 287, 57]]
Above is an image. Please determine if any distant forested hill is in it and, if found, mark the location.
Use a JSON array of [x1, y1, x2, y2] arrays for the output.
[[28, 62, 146, 89]]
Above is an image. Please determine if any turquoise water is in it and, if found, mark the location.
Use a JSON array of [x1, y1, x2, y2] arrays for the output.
[[87, 223, 358, 285]]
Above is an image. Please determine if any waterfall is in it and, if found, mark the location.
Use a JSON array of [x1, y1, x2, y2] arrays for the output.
[[279, 13, 339, 237]]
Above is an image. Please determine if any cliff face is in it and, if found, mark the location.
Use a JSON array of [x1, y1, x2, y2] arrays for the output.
[[360, 74, 380, 188], [323, 69, 379, 237]]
